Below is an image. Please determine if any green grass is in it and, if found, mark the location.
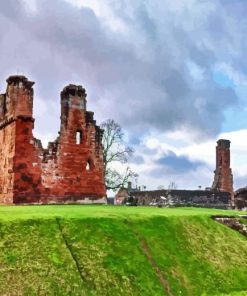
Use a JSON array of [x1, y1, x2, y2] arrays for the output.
[[0, 205, 243, 221], [0, 205, 246, 295]]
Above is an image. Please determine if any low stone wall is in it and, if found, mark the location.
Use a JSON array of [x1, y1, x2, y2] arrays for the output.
[[213, 216, 247, 237]]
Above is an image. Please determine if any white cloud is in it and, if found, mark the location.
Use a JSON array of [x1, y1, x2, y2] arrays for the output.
[[129, 129, 247, 191], [65, 0, 127, 32], [1, 0, 247, 192], [33, 96, 47, 118], [215, 63, 247, 87], [187, 60, 205, 81], [19, 0, 38, 14]]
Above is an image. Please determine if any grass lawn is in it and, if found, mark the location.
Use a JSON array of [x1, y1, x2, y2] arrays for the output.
[[0, 204, 244, 221], [0, 205, 246, 295]]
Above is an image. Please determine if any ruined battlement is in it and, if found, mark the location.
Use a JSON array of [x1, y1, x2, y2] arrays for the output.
[[0, 75, 106, 204], [6, 75, 35, 89], [217, 139, 230, 149], [0, 75, 34, 121], [61, 84, 87, 99]]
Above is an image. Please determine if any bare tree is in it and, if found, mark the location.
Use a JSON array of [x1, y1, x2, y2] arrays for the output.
[[101, 119, 138, 191], [168, 181, 178, 190], [157, 185, 165, 190]]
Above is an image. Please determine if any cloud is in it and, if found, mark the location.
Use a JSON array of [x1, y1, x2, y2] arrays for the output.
[[0, 0, 243, 142], [1, 0, 247, 191], [129, 155, 145, 165], [19, 0, 38, 14], [155, 151, 205, 173], [128, 129, 247, 191]]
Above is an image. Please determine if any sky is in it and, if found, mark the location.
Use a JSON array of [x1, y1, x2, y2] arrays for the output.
[[1, 0, 247, 191]]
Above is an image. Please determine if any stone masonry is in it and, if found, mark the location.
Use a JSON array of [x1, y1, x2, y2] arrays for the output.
[[212, 139, 233, 197], [0, 75, 106, 204]]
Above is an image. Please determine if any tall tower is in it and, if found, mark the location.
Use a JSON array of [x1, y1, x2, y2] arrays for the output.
[[0, 75, 41, 204], [54, 84, 105, 200], [212, 139, 233, 194], [5, 75, 34, 118]]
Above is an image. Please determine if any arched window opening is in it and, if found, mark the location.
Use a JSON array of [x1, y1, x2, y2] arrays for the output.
[[86, 160, 91, 171], [76, 130, 82, 145]]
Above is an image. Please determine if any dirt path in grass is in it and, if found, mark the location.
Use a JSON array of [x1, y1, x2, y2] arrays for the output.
[[139, 237, 174, 296], [125, 220, 173, 295]]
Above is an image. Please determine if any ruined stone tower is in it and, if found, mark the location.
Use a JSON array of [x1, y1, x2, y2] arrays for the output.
[[212, 139, 233, 195], [0, 75, 106, 204]]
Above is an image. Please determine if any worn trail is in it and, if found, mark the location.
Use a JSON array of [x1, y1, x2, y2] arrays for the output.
[[126, 219, 173, 295]]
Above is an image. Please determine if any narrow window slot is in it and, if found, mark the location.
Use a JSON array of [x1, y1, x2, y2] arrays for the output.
[[76, 131, 82, 144]]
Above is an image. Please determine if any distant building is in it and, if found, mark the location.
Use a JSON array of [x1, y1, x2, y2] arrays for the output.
[[234, 188, 247, 210], [115, 182, 140, 205], [116, 187, 231, 209], [115, 139, 237, 209]]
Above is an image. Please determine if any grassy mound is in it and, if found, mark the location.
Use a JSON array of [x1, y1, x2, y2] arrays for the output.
[[0, 206, 246, 295]]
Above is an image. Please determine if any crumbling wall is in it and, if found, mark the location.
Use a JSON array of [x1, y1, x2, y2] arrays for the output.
[[0, 120, 15, 203], [0, 75, 106, 204], [13, 117, 42, 203]]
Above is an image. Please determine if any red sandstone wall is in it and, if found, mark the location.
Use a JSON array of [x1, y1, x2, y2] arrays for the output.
[[38, 84, 105, 203], [0, 75, 106, 204], [212, 139, 233, 195], [0, 121, 15, 204], [13, 118, 42, 203], [5, 76, 34, 118]]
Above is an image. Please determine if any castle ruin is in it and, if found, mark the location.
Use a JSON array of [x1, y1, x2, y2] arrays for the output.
[[212, 139, 233, 196], [0, 75, 106, 204]]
